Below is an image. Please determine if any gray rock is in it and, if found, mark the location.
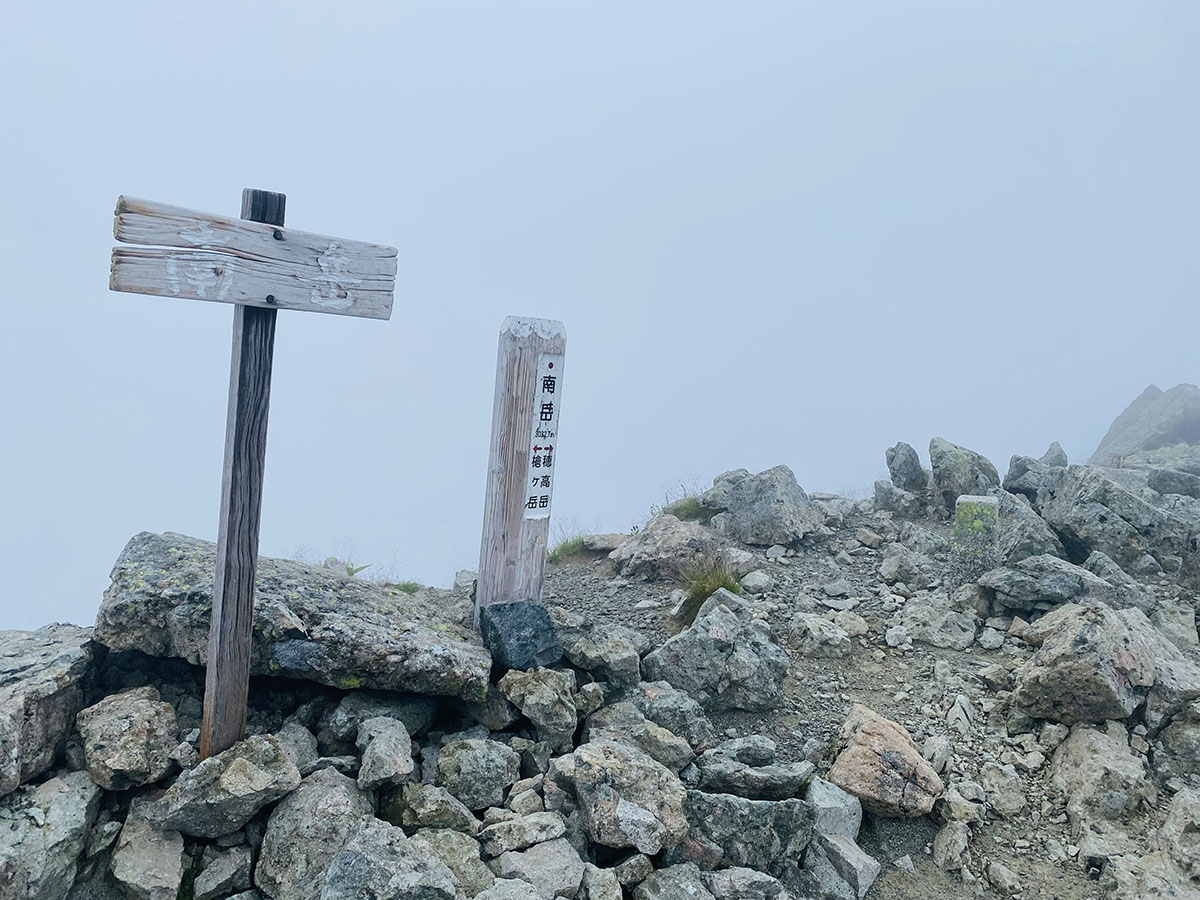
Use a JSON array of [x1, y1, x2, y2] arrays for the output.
[[886, 442, 930, 495], [480, 601, 563, 674], [273, 721, 319, 775], [700, 466, 823, 546], [804, 832, 880, 900], [438, 739, 521, 811], [979, 762, 1026, 819], [995, 489, 1065, 563], [480, 811, 566, 857], [929, 438, 999, 512], [739, 570, 774, 595], [806, 777, 862, 840], [614, 854, 654, 887], [1041, 442, 1069, 467], [579, 865, 622, 900], [319, 690, 438, 747], [459, 684, 523, 732], [877, 544, 934, 589], [0, 623, 93, 798], [1089, 383, 1200, 465], [1149, 467, 1200, 499], [931, 821, 970, 872], [626, 681, 717, 750], [380, 782, 479, 835], [642, 589, 788, 712], [690, 741, 813, 801], [633, 863, 716, 900], [256, 768, 373, 900], [76, 687, 178, 791], [890, 594, 975, 651], [827, 705, 944, 818], [551, 740, 687, 855], [665, 790, 812, 876], [986, 861, 1022, 895], [195, 846, 253, 900], [0, 770, 101, 900], [582, 702, 693, 774], [979, 554, 1120, 613], [475, 879, 542, 900], [1157, 787, 1200, 878], [151, 734, 300, 838], [356, 716, 415, 790], [488, 837, 584, 900], [702, 867, 788, 900], [872, 481, 925, 519], [94, 532, 490, 701], [410, 827, 495, 896], [549, 606, 647, 688], [110, 797, 185, 900], [583, 534, 626, 553], [320, 816, 457, 900], [609, 515, 717, 579], [498, 668, 577, 753], [788, 614, 851, 658]]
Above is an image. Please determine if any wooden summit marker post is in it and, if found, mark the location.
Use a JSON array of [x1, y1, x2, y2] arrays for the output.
[[475, 317, 566, 672], [108, 189, 397, 758]]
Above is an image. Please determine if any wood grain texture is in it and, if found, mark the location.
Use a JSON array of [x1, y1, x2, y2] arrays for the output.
[[110, 195, 395, 320], [199, 189, 282, 760], [475, 317, 567, 626]]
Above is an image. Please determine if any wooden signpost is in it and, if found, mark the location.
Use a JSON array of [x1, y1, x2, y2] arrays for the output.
[[475, 317, 566, 629], [109, 189, 397, 758]]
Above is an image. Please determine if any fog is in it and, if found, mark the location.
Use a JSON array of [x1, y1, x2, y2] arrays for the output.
[[1, 2, 1196, 630]]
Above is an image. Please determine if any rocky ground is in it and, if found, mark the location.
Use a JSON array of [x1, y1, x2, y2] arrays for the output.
[[6, 383, 1200, 900]]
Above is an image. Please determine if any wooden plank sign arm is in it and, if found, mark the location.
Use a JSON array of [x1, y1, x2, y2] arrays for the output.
[[110, 196, 397, 320]]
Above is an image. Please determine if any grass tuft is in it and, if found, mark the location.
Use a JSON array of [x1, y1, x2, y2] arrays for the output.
[[547, 534, 587, 564], [662, 496, 714, 523], [385, 581, 423, 595], [672, 556, 742, 630]]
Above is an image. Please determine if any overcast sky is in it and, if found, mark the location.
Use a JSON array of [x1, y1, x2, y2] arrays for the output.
[[2, 3, 1197, 630]]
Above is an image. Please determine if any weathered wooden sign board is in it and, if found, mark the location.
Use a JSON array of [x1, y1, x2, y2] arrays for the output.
[[109, 189, 396, 759]]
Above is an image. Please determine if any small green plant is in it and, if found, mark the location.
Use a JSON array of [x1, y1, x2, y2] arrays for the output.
[[388, 580, 422, 595], [673, 556, 742, 630], [547, 534, 587, 564], [344, 561, 371, 577], [662, 495, 715, 524]]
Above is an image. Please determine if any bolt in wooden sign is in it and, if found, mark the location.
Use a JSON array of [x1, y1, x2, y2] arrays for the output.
[[475, 317, 566, 626], [109, 189, 397, 758]]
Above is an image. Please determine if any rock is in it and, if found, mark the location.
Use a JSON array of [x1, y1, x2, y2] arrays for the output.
[[689, 740, 813, 801], [610, 515, 717, 579], [702, 867, 788, 900], [833, 610, 869, 637], [804, 832, 880, 900], [633, 863, 716, 900], [922, 735, 953, 774], [933, 784, 984, 824], [878, 544, 934, 589], [891, 593, 975, 650], [1158, 788, 1200, 878], [110, 797, 185, 900], [410, 827, 496, 897], [931, 821, 970, 872], [1090, 383, 1200, 465], [951, 494, 1000, 583], [75, 686, 178, 790], [380, 782, 479, 835], [979, 762, 1026, 819], [195, 846, 254, 900], [979, 554, 1120, 613], [788, 614, 851, 658], [666, 790, 812, 876], [151, 734, 300, 838], [489, 837, 584, 900], [356, 716, 415, 790], [460, 684, 523, 732], [256, 768, 373, 900], [700, 465, 822, 546], [476, 879, 543, 900], [1149, 467, 1200, 499], [929, 438, 1000, 512], [582, 703, 693, 774], [1102, 851, 1200, 900], [480, 601, 563, 674], [318, 690, 438, 750], [0, 770, 101, 900], [1153, 596, 1199, 651], [884, 626, 908, 648], [986, 860, 1022, 895], [827, 705, 944, 817], [873, 481, 925, 518], [498, 668, 577, 753], [95, 532, 491, 700], [614, 854, 654, 887], [579, 864, 622, 900], [642, 589, 788, 712], [274, 721, 319, 775], [0, 623, 93, 798], [886, 442, 930, 496], [438, 738, 521, 811], [740, 570, 774, 594], [320, 816, 457, 900], [480, 811, 567, 856], [583, 534, 626, 553], [806, 777, 862, 840], [995, 489, 1066, 564], [553, 740, 687, 854], [549, 606, 647, 687], [627, 682, 717, 750]]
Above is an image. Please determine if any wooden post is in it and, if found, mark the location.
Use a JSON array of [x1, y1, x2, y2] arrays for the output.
[[198, 189, 284, 759], [475, 317, 566, 626]]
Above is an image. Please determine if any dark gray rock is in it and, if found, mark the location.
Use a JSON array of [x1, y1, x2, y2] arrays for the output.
[[319, 690, 438, 746], [665, 790, 813, 877], [94, 532, 491, 701], [320, 816, 457, 900], [886, 442, 930, 495], [688, 737, 813, 801], [480, 602, 563, 673], [872, 481, 925, 518], [195, 846, 253, 900]]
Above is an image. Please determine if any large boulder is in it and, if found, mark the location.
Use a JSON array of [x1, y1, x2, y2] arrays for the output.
[[995, 490, 1065, 563], [700, 466, 823, 546], [488, 837, 585, 900], [929, 438, 1000, 512], [498, 668, 578, 753], [1090, 383, 1200, 466], [94, 532, 491, 701], [978, 554, 1121, 613], [256, 768, 373, 900], [582, 703, 694, 774], [665, 790, 813, 877], [110, 796, 186, 900], [890, 593, 975, 650], [0, 623, 93, 798], [550, 740, 687, 855], [642, 589, 788, 712], [0, 770, 101, 900], [437, 738, 521, 811], [886, 442, 930, 496], [320, 816, 458, 900], [827, 705, 944, 817], [609, 516, 716, 579], [687, 737, 812, 801], [151, 734, 301, 838], [410, 827, 496, 896], [76, 686, 178, 791], [548, 606, 648, 688]]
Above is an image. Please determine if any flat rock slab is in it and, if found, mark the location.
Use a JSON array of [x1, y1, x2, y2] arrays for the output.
[[94, 532, 491, 701], [0, 623, 94, 798]]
